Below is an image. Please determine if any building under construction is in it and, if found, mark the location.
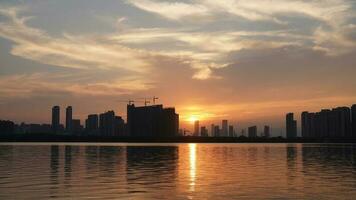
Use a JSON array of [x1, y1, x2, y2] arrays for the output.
[[127, 104, 179, 137]]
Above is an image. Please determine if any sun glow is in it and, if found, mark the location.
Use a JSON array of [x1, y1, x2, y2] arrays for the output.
[[188, 115, 199, 123]]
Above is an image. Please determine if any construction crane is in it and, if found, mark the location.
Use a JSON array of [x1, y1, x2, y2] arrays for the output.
[[152, 96, 159, 104], [117, 99, 135, 105], [117, 99, 150, 106], [138, 96, 159, 105]]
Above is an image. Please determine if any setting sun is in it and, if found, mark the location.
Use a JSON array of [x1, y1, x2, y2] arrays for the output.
[[188, 115, 199, 123]]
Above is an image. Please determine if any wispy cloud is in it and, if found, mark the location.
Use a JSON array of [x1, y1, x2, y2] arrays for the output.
[[0, 73, 154, 99], [0, 7, 151, 73]]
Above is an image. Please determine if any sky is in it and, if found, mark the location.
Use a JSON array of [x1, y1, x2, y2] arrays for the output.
[[0, 0, 356, 135]]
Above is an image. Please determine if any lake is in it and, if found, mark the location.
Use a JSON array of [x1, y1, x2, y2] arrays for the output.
[[0, 143, 355, 199]]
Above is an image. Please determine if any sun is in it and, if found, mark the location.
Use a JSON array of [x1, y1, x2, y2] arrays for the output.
[[188, 115, 199, 123]]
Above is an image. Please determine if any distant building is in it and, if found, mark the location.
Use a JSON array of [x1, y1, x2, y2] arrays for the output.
[[99, 111, 116, 136], [211, 124, 215, 137], [286, 113, 297, 138], [72, 119, 83, 135], [0, 120, 15, 134], [248, 126, 257, 138], [85, 114, 99, 134], [228, 125, 234, 137], [222, 120, 228, 137], [214, 125, 220, 137], [352, 104, 356, 137], [66, 106, 72, 133], [52, 106, 60, 134], [115, 116, 125, 136], [127, 104, 179, 137], [194, 120, 200, 136], [301, 111, 309, 138], [200, 126, 208, 137], [264, 125, 270, 138]]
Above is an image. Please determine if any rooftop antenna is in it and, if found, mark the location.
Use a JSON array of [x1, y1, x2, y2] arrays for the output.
[[152, 96, 159, 105]]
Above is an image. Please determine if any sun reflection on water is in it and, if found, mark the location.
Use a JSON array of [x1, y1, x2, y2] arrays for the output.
[[189, 143, 196, 192]]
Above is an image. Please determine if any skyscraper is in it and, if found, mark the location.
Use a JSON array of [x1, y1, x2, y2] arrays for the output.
[[248, 126, 257, 138], [127, 104, 179, 137], [66, 106, 72, 133], [222, 120, 228, 137], [85, 114, 99, 135], [99, 111, 116, 136], [301, 111, 309, 138], [352, 104, 356, 137], [264, 125, 270, 138], [286, 113, 297, 138], [52, 106, 60, 133], [229, 125, 234, 137], [194, 120, 200, 136], [211, 124, 215, 137]]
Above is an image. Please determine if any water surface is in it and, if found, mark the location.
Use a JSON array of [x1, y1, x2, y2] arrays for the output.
[[0, 143, 355, 199]]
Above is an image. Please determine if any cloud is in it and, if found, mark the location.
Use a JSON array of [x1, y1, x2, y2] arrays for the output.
[[0, 73, 154, 99], [127, 0, 356, 56], [0, 7, 151, 73], [127, 0, 210, 20]]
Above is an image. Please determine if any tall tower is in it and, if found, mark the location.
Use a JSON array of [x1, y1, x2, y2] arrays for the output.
[[352, 104, 356, 137], [286, 113, 297, 138], [52, 106, 60, 133], [66, 106, 72, 133], [194, 120, 200, 136], [222, 120, 228, 137]]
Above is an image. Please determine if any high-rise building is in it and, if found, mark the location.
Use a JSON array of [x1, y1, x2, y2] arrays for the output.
[[228, 125, 234, 137], [127, 104, 179, 137], [99, 111, 116, 136], [264, 125, 270, 138], [301, 111, 309, 138], [72, 119, 83, 135], [194, 120, 200, 136], [248, 126, 257, 138], [86, 114, 98, 132], [52, 106, 60, 133], [352, 104, 356, 137], [286, 113, 297, 138], [222, 120, 228, 137], [66, 106, 72, 133], [211, 124, 215, 137], [200, 126, 208, 137], [214, 125, 220, 137]]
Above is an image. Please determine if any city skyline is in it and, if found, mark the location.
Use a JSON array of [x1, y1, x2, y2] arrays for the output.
[[1, 1, 356, 132]]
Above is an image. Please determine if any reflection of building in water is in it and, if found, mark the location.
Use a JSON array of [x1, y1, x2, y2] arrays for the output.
[[125, 146, 178, 187]]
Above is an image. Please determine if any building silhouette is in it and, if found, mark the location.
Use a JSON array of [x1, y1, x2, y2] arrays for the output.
[[66, 106, 72, 133], [194, 120, 200, 136], [301, 105, 354, 138], [286, 113, 297, 138], [264, 125, 270, 138], [127, 104, 178, 137], [214, 125, 220, 137], [222, 120, 228, 137], [200, 126, 208, 137], [248, 126, 257, 138], [85, 114, 99, 134], [229, 125, 234, 137], [352, 104, 356, 136], [99, 111, 116, 136], [211, 124, 215, 137], [71, 119, 82, 135], [52, 106, 60, 133], [0, 120, 15, 134]]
